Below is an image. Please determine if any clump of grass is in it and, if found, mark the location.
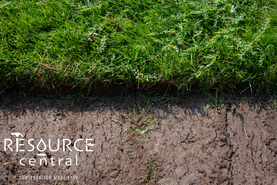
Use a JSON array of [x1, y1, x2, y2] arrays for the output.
[[107, 113, 156, 142], [268, 90, 277, 109], [0, 0, 276, 92], [137, 160, 158, 184], [137, 118, 155, 138]]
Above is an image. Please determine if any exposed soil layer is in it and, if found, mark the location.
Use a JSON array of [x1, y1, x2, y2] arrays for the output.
[[0, 91, 277, 185]]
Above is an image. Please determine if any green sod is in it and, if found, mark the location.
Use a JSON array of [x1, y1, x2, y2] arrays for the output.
[[0, 0, 276, 91]]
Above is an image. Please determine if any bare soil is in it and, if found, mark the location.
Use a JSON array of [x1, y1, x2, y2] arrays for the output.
[[0, 91, 277, 185]]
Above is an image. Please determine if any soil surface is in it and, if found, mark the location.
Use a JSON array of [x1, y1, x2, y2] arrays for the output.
[[0, 91, 277, 185]]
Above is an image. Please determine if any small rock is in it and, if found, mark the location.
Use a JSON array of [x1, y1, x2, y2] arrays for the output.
[[180, 174, 195, 185], [175, 166, 187, 177]]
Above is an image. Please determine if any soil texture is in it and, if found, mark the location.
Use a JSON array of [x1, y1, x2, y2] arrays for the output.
[[0, 91, 277, 185]]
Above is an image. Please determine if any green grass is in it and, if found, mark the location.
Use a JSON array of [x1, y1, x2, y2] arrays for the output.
[[1, 0, 276, 92]]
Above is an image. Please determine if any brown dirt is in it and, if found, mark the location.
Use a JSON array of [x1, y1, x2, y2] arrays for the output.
[[0, 91, 277, 185]]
